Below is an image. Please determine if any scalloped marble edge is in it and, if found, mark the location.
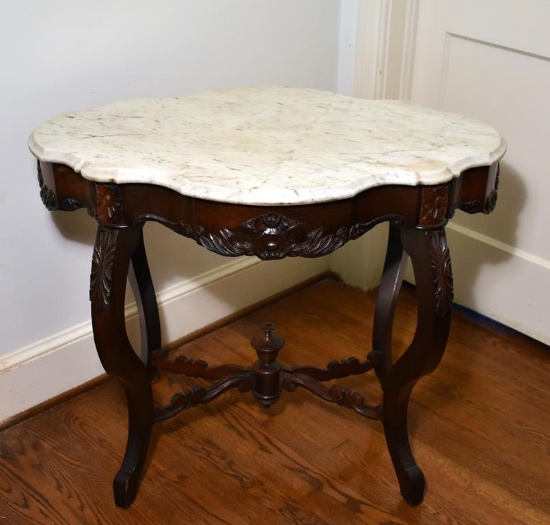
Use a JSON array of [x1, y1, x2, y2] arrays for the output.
[[28, 87, 507, 206]]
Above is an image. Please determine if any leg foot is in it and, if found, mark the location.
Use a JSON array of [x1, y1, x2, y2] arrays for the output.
[[114, 469, 140, 509], [399, 465, 425, 506], [383, 383, 426, 506]]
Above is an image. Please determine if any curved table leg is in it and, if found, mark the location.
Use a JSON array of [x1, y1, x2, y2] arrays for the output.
[[128, 229, 161, 365], [382, 226, 453, 506], [372, 223, 408, 385], [90, 225, 156, 508]]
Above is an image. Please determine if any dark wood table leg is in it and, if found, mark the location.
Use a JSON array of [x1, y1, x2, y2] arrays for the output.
[[372, 223, 408, 385], [90, 225, 156, 508], [380, 226, 453, 506], [128, 229, 161, 365]]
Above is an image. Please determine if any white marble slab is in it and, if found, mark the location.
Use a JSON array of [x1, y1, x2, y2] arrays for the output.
[[28, 86, 506, 205]]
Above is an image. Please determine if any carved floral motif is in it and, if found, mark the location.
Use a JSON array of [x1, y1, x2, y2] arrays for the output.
[[428, 230, 454, 316], [90, 228, 119, 309], [420, 186, 449, 227], [95, 184, 123, 223]]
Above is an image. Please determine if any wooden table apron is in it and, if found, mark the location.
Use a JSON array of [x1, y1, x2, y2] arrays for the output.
[[37, 160, 499, 508]]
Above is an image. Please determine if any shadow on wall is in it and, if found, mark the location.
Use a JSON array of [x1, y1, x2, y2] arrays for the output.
[[455, 161, 524, 248], [51, 209, 227, 290], [447, 160, 526, 308], [52, 208, 96, 247]]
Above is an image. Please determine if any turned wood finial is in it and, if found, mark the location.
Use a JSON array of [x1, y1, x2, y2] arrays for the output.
[[251, 322, 285, 363], [250, 322, 285, 408]]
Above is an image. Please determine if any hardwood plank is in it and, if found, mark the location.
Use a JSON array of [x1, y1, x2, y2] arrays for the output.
[[0, 278, 548, 524]]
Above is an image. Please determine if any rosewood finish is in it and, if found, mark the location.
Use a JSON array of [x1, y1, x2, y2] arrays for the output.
[[35, 157, 500, 509]]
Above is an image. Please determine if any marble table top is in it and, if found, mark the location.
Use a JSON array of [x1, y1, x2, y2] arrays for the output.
[[28, 87, 506, 206]]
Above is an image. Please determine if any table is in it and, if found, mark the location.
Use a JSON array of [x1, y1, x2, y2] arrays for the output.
[[29, 87, 506, 509]]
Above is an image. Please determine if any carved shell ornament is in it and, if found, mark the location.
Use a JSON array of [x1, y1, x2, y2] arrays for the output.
[[179, 212, 350, 260]]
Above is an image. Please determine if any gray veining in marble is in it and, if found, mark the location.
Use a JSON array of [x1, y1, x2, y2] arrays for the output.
[[29, 86, 506, 205]]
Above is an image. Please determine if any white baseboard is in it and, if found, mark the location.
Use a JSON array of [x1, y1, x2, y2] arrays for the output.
[[403, 222, 550, 346], [0, 256, 329, 424], [445, 223, 550, 346]]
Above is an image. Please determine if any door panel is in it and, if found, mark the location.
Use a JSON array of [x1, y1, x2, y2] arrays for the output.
[[410, 0, 550, 344]]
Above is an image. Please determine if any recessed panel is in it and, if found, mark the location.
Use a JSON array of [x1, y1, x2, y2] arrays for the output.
[[440, 34, 550, 260]]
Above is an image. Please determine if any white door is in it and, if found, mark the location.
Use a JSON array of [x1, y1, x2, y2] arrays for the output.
[[404, 0, 550, 345]]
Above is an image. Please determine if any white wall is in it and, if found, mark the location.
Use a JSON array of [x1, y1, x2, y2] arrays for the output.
[[344, 0, 550, 345], [0, 0, 349, 422], [337, 0, 359, 95], [408, 0, 550, 345]]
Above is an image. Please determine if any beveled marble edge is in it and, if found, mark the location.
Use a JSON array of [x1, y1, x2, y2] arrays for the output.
[[28, 87, 507, 206], [29, 140, 506, 206]]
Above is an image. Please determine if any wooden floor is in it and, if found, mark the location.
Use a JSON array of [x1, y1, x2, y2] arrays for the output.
[[1, 278, 549, 524]]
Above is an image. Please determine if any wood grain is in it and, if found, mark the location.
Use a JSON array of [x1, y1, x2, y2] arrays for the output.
[[0, 278, 548, 524]]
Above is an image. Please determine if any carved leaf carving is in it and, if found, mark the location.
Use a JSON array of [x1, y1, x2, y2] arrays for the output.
[[39, 184, 58, 211], [36, 162, 58, 210], [90, 229, 119, 309], [428, 230, 454, 316]]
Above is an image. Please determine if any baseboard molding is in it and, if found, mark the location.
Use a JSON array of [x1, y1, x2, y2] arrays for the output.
[[447, 222, 550, 270], [444, 223, 550, 346], [0, 256, 329, 425]]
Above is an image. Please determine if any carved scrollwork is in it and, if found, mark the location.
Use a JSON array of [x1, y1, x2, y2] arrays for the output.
[[37, 162, 90, 212], [281, 373, 381, 420], [151, 350, 250, 380], [61, 198, 87, 212], [37, 162, 58, 210], [483, 165, 500, 214], [455, 165, 500, 216], [428, 230, 454, 316], [90, 228, 119, 309], [420, 186, 449, 227], [327, 385, 377, 415], [154, 376, 253, 422], [484, 191, 498, 214], [286, 354, 378, 382], [457, 200, 483, 214], [40, 183, 58, 210], [179, 212, 350, 260]]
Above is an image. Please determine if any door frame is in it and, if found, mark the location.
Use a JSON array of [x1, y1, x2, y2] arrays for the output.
[[330, 0, 420, 289]]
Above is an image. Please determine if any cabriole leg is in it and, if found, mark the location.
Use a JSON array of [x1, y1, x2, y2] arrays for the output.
[[128, 228, 161, 365], [382, 227, 453, 506], [372, 222, 408, 384], [90, 225, 155, 508]]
